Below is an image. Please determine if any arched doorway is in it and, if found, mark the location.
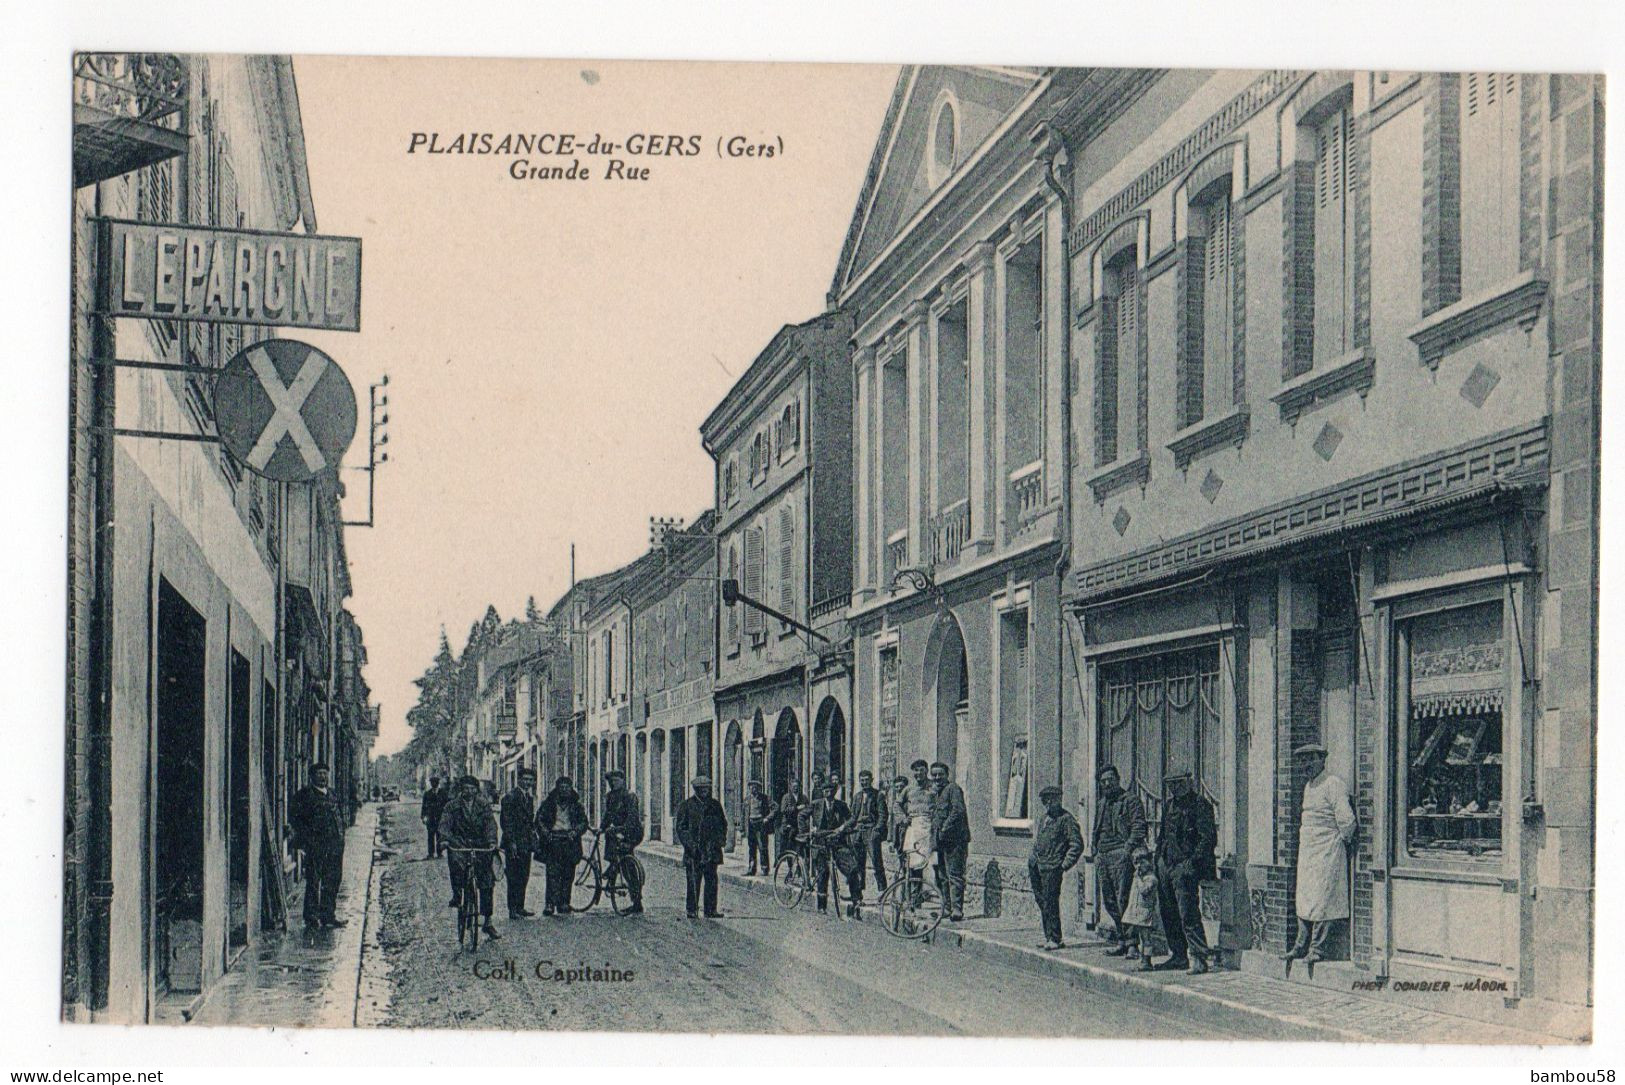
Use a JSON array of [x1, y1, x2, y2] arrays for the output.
[[723, 720, 744, 851], [812, 697, 846, 785], [588, 740, 600, 824], [749, 709, 766, 788], [634, 732, 648, 829], [924, 613, 971, 784], [770, 707, 801, 802]]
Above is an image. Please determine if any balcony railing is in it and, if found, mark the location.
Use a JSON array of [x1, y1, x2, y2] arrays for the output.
[[809, 594, 850, 622], [73, 53, 190, 187], [1009, 460, 1045, 534], [932, 498, 971, 565], [885, 529, 909, 585]]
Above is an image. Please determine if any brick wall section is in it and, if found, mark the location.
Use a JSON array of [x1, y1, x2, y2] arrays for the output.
[[1094, 294, 1117, 465], [1260, 630, 1323, 951], [1350, 586, 1379, 969], [1519, 76, 1545, 273], [1230, 190, 1248, 406], [1280, 160, 1317, 380], [1135, 270, 1150, 452], [1352, 112, 1373, 348], [1421, 73, 1462, 316], [1535, 72, 1600, 1007]]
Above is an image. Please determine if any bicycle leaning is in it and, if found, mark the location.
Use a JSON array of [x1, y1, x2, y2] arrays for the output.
[[570, 826, 646, 915], [876, 841, 944, 940], [771, 828, 862, 920]]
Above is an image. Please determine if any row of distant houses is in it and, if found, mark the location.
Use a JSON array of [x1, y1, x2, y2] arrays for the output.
[[431, 65, 1598, 1033]]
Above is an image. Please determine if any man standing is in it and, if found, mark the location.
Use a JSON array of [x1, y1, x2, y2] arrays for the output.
[[420, 776, 448, 859], [889, 775, 912, 869], [807, 780, 857, 915], [1155, 772, 1217, 974], [601, 769, 645, 914], [1087, 764, 1147, 954], [744, 780, 775, 876], [776, 778, 808, 863], [290, 763, 347, 929], [674, 775, 728, 918], [930, 761, 970, 922], [442, 775, 500, 941], [1028, 785, 1084, 951], [1281, 743, 1357, 963], [849, 770, 889, 901], [499, 768, 539, 919], [900, 761, 936, 884], [535, 776, 587, 916]]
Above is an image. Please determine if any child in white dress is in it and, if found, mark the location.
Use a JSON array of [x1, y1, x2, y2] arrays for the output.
[[1121, 846, 1160, 970]]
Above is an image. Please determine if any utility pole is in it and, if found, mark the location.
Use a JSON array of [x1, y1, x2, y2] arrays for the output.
[[343, 375, 390, 526]]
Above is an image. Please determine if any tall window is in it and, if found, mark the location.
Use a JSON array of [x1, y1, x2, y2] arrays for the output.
[[603, 629, 614, 702], [1180, 181, 1235, 427], [1096, 246, 1141, 466], [744, 526, 765, 636], [1460, 73, 1521, 296], [996, 608, 1031, 823], [778, 505, 795, 619], [1311, 105, 1353, 365], [726, 543, 740, 647]]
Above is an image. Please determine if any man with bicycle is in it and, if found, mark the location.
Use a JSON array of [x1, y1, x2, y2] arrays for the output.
[[442, 775, 501, 941], [600, 769, 645, 914], [849, 770, 889, 903], [807, 780, 859, 915]]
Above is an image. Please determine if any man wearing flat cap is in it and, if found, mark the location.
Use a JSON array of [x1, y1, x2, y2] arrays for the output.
[[1028, 785, 1084, 950], [1155, 771, 1217, 973], [675, 775, 728, 918], [1086, 763, 1146, 953], [601, 769, 645, 914], [500, 768, 539, 918], [535, 776, 587, 916], [1282, 742, 1357, 963]]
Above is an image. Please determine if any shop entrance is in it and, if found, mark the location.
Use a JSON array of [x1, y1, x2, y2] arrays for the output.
[[723, 721, 743, 850], [669, 727, 686, 816], [1097, 644, 1222, 838], [153, 580, 206, 998], [227, 650, 252, 953], [924, 614, 970, 781], [812, 697, 846, 784], [770, 708, 801, 801], [648, 730, 665, 840]]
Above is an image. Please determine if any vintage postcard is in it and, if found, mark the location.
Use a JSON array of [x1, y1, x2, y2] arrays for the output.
[[61, 53, 1600, 1043]]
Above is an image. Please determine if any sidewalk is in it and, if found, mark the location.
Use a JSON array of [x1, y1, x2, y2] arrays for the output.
[[640, 841, 1576, 1045], [190, 803, 381, 1027]]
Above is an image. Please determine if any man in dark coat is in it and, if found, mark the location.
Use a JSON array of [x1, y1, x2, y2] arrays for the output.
[[600, 769, 645, 914], [535, 776, 587, 916], [420, 776, 448, 859], [744, 780, 775, 876], [674, 775, 728, 919], [442, 775, 500, 940], [775, 779, 808, 861], [499, 768, 539, 918], [290, 763, 347, 929], [807, 780, 859, 915], [930, 761, 971, 921], [849, 769, 889, 901], [1028, 785, 1085, 951], [1087, 763, 1148, 953], [1155, 772, 1218, 973]]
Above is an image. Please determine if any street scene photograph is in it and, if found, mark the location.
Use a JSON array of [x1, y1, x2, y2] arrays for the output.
[[58, 50, 1601, 1046]]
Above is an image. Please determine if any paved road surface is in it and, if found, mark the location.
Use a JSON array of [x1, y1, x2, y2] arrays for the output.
[[369, 803, 1253, 1037]]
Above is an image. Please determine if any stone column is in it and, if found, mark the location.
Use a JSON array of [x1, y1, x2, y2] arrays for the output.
[[904, 300, 930, 568], [967, 239, 999, 554], [853, 344, 876, 600]]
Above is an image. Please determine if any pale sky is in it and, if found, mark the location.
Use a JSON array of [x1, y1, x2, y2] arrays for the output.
[[290, 56, 900, 756]]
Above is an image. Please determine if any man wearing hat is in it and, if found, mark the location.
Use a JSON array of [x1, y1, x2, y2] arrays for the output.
[[1028, 785, 1085, 950], [1086, 764, 1147, 953], [500, 768, 540, 918], [535, 776, 587, 915], [1155, 772, 1217, 973], [1282, 742, 1358, 963], [442, 775, 501, 940], [290, 763, 347, 929], [601, 769, 645, 914], [674, 775, 728, 918]]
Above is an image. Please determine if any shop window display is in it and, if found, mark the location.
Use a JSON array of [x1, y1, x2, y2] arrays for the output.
[[1402, 600, 1504, 863]]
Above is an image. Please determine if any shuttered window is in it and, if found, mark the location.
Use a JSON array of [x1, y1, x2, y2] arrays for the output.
[[1460, 73, 1521, 296], [1115, 260, 1140, 455], [778, 505, 795, 619], [1312, 107, 1352, 364], [1202, 192, 1231, 412], [726, 544, 740, 646], [744, 527, 764, 635]]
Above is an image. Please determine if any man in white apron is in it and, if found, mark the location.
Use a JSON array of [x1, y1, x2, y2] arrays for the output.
[[1281, 742, 1358, 963]]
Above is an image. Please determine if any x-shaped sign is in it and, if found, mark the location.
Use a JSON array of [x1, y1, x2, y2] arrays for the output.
[[245, 344, 327, 473]]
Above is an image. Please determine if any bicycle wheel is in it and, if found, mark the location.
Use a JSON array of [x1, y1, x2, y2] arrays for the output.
[[607, 855, 644, 916], [878, 876, 943, 939], [571, 860, 602, 912], [461, 882, 481, 951], [772, 852, 806, 909]]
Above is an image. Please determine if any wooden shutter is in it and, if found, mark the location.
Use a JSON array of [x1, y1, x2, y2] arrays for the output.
[[778, 506, 794, 617], [726, 545, 740, 644], [1312, 108, 1350, 363], [744, 528, 764, 634], [1202, 194, 1232, 411], [1460, 73, 1521, 295], [1115, 260, 1139, 454]]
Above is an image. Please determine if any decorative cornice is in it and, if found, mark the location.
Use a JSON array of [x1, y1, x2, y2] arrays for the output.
[[1407, 271, 1549, 371], [1086, 451, 1151, 503], [1069, 422, 1549, 604], [1271, 346, 1376, 426], [1168, 406, 1250, 472]]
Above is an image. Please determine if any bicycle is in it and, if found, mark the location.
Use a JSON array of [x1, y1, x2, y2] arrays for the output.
[[445, 846, 500, 951], [877, 842, 944, 939], [772, 830, 858, 920], [570, 827, 645, 914]]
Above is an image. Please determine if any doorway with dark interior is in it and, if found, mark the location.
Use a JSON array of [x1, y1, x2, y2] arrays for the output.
[[153, 580, 206, 999], [227, 650, 251, 955]]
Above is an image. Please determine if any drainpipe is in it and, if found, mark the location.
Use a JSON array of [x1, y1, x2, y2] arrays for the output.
[[1033, 120, 1075, 795]]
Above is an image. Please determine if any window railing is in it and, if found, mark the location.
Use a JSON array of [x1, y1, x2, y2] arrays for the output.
[[74, 53, 188, 128], [886, 529, 909, 584], [932, 498, 971, 565], [1009, 460, 1045, 531]]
